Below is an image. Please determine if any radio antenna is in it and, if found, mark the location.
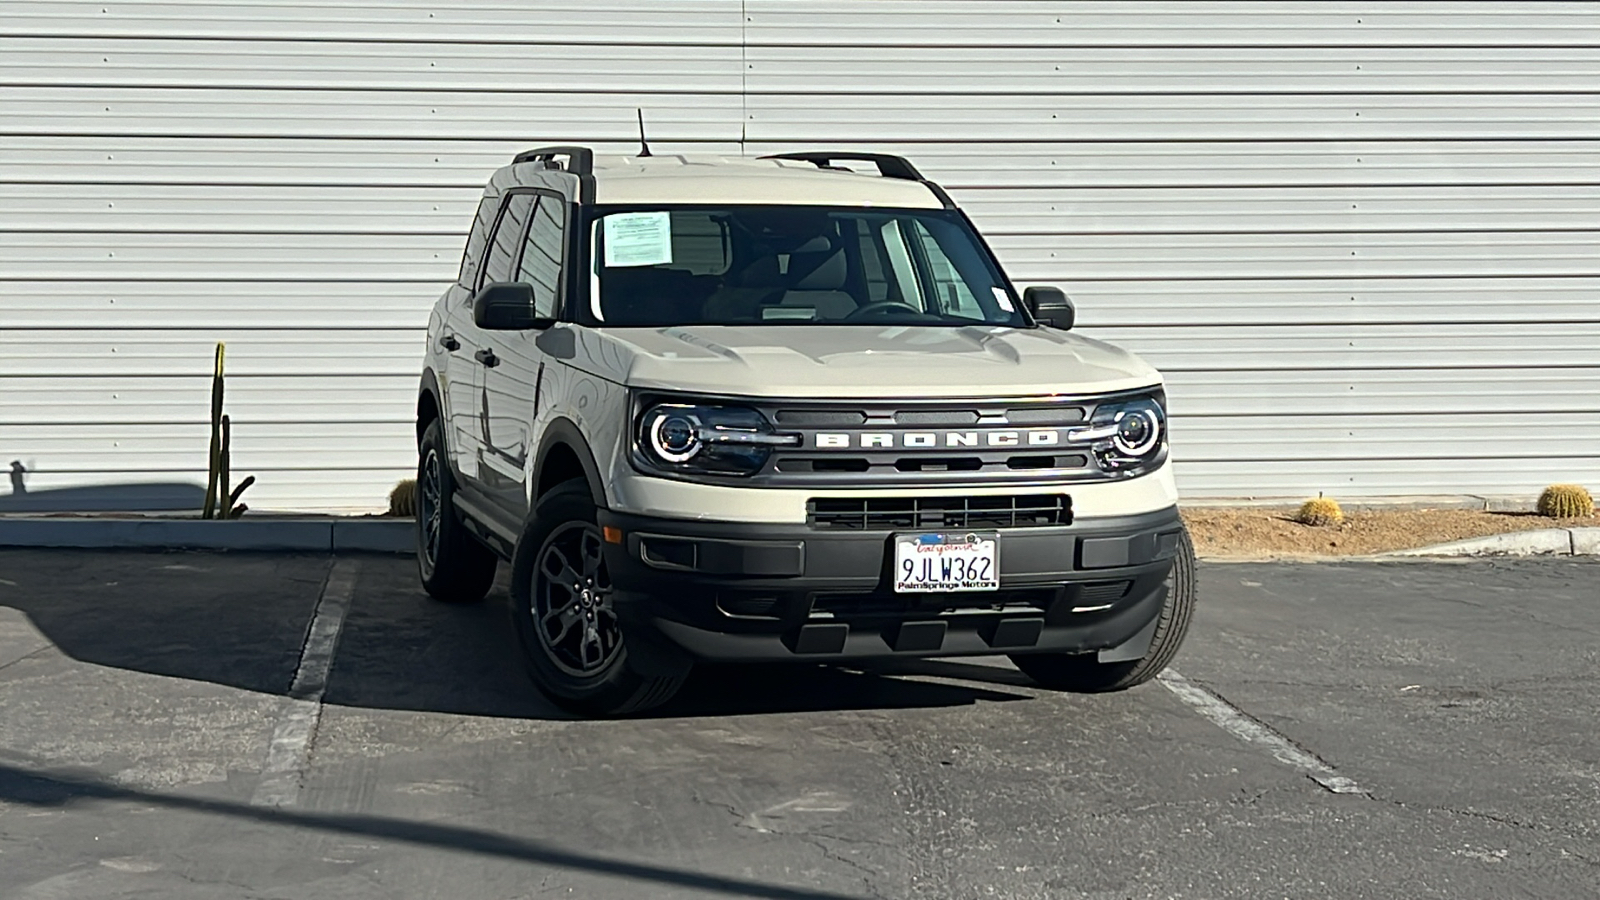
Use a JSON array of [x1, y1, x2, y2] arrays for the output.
[[636, 108, 653, 158]]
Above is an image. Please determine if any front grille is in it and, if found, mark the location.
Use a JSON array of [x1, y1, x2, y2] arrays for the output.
[[758, 397, 1107, 485], [776, 453, 1088, 475], [893, 409, 980, 426], [807, 494, 1071, 531], [774, 409, 867, 427]]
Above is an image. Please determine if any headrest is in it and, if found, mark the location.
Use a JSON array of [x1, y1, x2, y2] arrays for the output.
[[791, 236, 832, 254], [789, 249, 847, 291]]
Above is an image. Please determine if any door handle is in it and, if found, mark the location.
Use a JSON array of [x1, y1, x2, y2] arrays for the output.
[[474, 348, 500, 368], [439, 334, 460, 352]]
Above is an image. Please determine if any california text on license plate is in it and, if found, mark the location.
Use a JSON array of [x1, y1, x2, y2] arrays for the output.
[[894, 532, 1000, 593]]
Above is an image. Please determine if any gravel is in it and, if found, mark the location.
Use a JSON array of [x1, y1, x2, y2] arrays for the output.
[[1182, 507, 1595, 558]]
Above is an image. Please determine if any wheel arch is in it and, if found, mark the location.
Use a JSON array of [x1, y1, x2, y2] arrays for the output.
[[417, 369, 444, 445], [534, 418, 608, 509]]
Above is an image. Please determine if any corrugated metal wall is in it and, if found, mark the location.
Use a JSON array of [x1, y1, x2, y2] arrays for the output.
[[3, 1, 1598, 511]]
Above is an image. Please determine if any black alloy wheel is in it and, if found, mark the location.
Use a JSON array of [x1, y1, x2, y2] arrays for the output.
[[418, 447, 445, 569], [415, 418, 497, 604], [532, 521, 623, 677], [510, 480, 687, 716]]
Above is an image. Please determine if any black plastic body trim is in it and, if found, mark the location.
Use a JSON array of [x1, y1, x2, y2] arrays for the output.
[[534, 418, 609, 509], [513, 145, 595, 175], [759, 151, 925, 181], [922, 180, 960, 210], [416, 368, 443, 442], [597, 505, 1184, 663], [452, 491, 519, 559]]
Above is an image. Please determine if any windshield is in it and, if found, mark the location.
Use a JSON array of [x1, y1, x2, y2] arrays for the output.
[[583, 206, 1028, 327]]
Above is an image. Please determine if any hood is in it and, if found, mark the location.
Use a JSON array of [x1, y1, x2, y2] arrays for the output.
[[553, 325, 1161, 399]]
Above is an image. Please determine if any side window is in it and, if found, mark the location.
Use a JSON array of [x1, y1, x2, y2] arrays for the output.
[[882, 221, 925, 310], [479, 193, 536, 287], [912, 221, 981, 317], [457, 196, 498, 288], [517, 196, 566, 318]]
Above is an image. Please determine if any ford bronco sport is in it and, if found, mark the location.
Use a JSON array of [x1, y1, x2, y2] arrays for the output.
[[415, 147, 1194, 716]]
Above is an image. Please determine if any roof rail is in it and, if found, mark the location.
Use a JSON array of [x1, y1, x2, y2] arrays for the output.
[[758, 152, 926, 182], [512, 145, 595, 176]]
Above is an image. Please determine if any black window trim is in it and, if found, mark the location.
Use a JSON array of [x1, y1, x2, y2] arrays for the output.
[[474, 187, 576, 322]]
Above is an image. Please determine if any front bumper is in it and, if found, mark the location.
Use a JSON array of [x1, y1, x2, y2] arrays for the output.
[[598, 505, 1185, 664]]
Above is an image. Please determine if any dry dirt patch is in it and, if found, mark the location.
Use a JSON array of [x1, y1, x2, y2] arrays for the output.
[[1182, 507, 1594, 559]]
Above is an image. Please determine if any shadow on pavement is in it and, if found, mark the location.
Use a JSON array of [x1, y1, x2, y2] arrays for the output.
[[655, 662, 1029, 718], [0, 549, 1037, 721], [0, 549, 329, 696], [0, 479, 206, 513], [0, 760, 870, 900]]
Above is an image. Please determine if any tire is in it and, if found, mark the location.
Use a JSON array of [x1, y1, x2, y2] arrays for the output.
[[1010, 528, 1196, 693], [415, 419, 498, 604], [510, 480, 687, 717]]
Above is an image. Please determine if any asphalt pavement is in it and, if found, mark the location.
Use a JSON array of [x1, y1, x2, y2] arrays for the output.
[[0, 549, 1596, 899]]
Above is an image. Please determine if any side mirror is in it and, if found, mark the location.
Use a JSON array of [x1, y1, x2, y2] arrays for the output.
[[1023, 285, 1075, 330], [473, 282, 552, 331]]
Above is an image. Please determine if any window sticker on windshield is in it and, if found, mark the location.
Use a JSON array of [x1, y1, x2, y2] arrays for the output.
[[992, 287, 1015, 312], [603, 212, 673, 268]]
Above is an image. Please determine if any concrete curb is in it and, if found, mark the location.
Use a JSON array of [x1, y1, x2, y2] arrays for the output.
[[0, 517, 415, 554], [1383, 527, 1600, 558], [1180, 494, 1536, 513], [3, 516, 1592, 561]]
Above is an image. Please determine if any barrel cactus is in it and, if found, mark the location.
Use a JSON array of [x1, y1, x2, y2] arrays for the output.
[[1536, 484, 1594, 519], [1295, 496, 1345, 527], [388, 478, 417, 517]]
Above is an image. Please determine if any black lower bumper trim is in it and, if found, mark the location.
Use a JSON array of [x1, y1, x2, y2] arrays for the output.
[[599, 504, 1183, 663]]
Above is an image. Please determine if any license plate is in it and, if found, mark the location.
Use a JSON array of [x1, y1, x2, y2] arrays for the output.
[[894, 532, 999, 593]]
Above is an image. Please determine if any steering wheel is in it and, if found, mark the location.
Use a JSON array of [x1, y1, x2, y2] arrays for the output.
[[844, 301, 923, 320]]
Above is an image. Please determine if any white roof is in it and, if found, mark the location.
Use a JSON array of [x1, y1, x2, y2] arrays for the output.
[[580, 155, 945, 208]]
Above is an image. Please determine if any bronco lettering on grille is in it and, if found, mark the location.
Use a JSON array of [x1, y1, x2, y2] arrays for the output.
[[812, 429, 1066, 449]]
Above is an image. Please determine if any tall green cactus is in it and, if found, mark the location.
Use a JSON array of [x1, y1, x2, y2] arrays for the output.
[[201, 342, 253, 519], [202, 344, 225, 519]]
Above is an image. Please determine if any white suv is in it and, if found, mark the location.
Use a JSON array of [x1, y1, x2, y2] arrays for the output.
[[415, 148, 1194, 715]]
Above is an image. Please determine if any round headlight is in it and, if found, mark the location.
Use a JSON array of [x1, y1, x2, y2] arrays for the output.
[[649, 410, 702, 463], [1112, 408, 1160, 457]]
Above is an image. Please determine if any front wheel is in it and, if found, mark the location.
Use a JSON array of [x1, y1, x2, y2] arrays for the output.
[[1010, 528, 1196, 692], [510, 480, 686, 716]]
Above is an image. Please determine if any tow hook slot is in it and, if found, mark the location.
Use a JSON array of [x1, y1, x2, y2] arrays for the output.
[[786, 623, 849, 655], [887, 620, 947, 652], [983, 617, 1044, 648]]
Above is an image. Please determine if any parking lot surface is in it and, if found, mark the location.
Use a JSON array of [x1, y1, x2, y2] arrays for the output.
[[0, 549, 1596, 899]]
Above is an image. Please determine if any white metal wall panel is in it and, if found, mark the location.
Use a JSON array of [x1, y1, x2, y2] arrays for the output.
[[2, 1, 1597, 511], [740, 0, 1600, 501], [1, 0, 745, 510]]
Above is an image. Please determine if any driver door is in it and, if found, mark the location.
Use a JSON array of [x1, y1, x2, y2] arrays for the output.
[[472, 192, 538, 517]]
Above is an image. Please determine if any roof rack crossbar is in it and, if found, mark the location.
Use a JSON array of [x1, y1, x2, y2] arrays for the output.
[[512, 145, 595, 176], [758, 152, 925, 182]]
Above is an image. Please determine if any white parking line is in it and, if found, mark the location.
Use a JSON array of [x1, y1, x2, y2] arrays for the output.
[[1158, 669, 1366, 795], [251, 559, 359, 808]]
